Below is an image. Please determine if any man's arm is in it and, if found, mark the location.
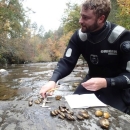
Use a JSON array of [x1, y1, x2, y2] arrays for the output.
[[50, 30, 81, 82], [40, 30, 81, 98], [106, 31, 130, 89]]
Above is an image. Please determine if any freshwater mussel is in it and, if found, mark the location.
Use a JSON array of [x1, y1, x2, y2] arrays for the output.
[[28, 98, 33, 106], [57, 110, 66, 117], [58, 114, 65, 119], [34, 98, 42, 104], [65, 109, 74, 115], [103, 112, 110, 119], [59, 105, 66, 112], [50, 106, 90, 121], [78, 110, 89, 119], [50, 105, 75, 121], [99, 118, 110, 129], [50, 109, 59, 116], [65, 113, 75, 121], [55, 95, 62, 100], [95, 110, 103, 117], [76, 114, 84, 120], [59, 105, 74, 115]]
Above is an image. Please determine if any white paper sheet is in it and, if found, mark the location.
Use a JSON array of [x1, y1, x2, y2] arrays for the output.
[[65, 94, 107, 108]]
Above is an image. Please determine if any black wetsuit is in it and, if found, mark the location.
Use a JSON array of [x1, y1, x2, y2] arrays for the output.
[[50, 21, 130, 113]]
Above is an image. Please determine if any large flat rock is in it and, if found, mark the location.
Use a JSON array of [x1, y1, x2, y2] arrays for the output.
[[0, 97, 130, 130]]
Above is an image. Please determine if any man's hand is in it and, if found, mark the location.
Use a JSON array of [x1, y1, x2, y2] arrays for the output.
[[39, 81, 56, 98], [81, 78, 107, 91]]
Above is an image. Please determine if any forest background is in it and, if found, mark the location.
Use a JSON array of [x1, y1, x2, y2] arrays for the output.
[[0, 0, 130, 65]]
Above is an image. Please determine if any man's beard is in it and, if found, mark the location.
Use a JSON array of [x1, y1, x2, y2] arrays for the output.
[[81, 21, 99, 33]]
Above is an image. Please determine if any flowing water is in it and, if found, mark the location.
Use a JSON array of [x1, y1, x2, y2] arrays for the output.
[[0, 63, 55, 100], [0, 62, 87, 101]]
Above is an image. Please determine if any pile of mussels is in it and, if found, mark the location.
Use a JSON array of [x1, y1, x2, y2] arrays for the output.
[[95, 110, 110, 129], [28, 97, 43, 106], [51, 106, 110, 129], [50, 105, 89, 121]]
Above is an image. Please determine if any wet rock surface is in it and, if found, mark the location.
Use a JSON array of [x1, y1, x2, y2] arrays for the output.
[[0, 97, 130, 130], [0, 61, 130, 129]]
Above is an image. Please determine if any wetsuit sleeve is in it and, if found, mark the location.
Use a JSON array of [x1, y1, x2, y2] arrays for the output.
[[50, 30, 81, 82], [106, 31, 130, 89]]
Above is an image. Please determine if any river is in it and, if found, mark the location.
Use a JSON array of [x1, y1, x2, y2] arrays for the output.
[[0, 62, 88, 101]]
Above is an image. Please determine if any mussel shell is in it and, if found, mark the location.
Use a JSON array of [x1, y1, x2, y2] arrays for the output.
[[103, 112, 110, 119], [80, 110, 88, 114], [34, 98, 42, 104], [99, 118, 110, 129], [50, 110, 58, 116], [54, 110, 59, 115], [95, 110, 103, 117], [38, 98, 42, 102], [76, 114, 84, 120], [28, 99, 33, 106], [65, 113, 75, 121], [57, 109, 61, 113], [58, 110, 65, 117], [28, 101, 33, 106], [58, 114, 65, 119], [34, 100, 40, 104], [65, 109, 74, 115], [82, 113, 89, 119], [78, 111, 89, 119], [55, 95, 62, 100], [50, 111, 56, 116], [59, 106, 65, 112]]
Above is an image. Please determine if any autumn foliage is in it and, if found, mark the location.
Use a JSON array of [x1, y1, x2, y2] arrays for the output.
[[116, 0, 130, 29], [117, 0, 130, 15], [0, 0, 130, 65]]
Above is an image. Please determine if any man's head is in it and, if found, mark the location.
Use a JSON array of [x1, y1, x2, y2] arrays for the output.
[[79, 0, 111, 33]]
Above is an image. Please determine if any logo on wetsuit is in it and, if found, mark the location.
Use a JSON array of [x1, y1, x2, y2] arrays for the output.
[[90, 54, 98, 64], [120, 41, 130, 53], [101, 50, 117, 55]]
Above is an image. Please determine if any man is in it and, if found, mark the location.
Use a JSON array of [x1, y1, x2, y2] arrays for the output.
[[40, 0, 130, 114]]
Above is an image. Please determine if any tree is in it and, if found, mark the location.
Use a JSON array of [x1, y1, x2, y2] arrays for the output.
[[43, 30, 53, 40], [62, 2, 80, 34], [31, 22, 37, 35], [37, 25, 45, 38], [0, 0, 32, 64], [116, 0, 130, 29], [107, 0, 119, 23], [0, 0, 27, 37]]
